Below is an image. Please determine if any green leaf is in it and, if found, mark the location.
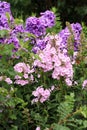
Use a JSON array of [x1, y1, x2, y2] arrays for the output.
[[53, 124, 70, 130], [0, 44, 14, 56], [11, 125, 18, 130], [6, 12, 11, 22], [0, 29, 9, 38], [10, 113, 17, 120], [83, 120, 87, 128], [80, 105, 87, 118], [57, 93, 75, 121], [14, 18, 23, 25], [25, 32, 36, 38], [30, 53, 41, 61]]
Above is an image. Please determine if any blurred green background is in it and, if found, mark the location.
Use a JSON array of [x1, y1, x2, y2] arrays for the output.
[[3, 0, 87, 27]]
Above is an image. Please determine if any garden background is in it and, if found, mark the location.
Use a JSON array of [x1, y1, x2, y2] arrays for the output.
[[3, 0, 87, 26], [1, 0, 87, 130]]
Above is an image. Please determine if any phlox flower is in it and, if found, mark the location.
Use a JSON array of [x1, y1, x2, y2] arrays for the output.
[[5, 77, 12, 84], [34, 34, 73, 86], [15, 75, 21, 79], [14, 62, 30, 73], [23, 74, 28, 79], [58, 22, 82, 52], [14, 79, 29, 86], [40, 10, 55, 28], [14, 62, 34, 86], [32, 86, 52, 104], [65, 78, 72, 86], [82, 80, 87, 89], [14, 62, 26, 73], [25, 17, 46, 37], [36, 126, 40, 130]]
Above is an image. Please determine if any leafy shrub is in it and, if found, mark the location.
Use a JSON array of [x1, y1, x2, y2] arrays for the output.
[[0, 1, 87, 130]]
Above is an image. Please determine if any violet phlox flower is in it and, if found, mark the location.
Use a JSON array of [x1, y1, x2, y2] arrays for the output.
[[25, 10, 55, 37], [6, 24, 25, 51], [32, 37, 48, 53], [71, 23, 82, 35], [0, 1, 14, 29], [0, 1, 11, 13], [36, 39, 47, 50], [25, 17, 46, 37], [40, 10, 56, 28], [8, 26, 26, 47], [58, 23, 82, 52], [25, 10, 56, 53], [0, 13, 9, 28], [32, 46, 40, 54], [0, 1, 14, 46], [58, 27, 70, 51], [71, 23, 82, 51], [7, 34, 20, 49], [32, 86, 54, 104], [12, 24, 25, 34]]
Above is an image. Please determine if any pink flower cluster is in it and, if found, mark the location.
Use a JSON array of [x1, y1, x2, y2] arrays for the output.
[[32, 86, 54, 103], [14, 62, 34, 86], [34, 34, 73, 86]]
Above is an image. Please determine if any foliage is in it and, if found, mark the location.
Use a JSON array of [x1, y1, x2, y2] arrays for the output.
[[1, 1, 87, 130], [82, 22, 87, 38], [3, 0, 87, 27]]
